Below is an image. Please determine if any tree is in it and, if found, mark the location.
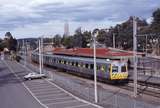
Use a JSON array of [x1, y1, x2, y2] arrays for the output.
[[97, 30, 106, 44], [62, 36, 74, 48], [4, 32, 17, 51], [81, 31, 92, 48], [73, 28, 83, 48], [151, 8, 160, 33], [0, 38, 5, 51], [5, 32, 12, 38], [53, 34, 62, 47]]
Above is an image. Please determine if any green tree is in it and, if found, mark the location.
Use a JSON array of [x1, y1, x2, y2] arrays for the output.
[[151, 8, 160, 33], [81, 31, 92, 48], [73, 28, 83, 48], [62, 36, 74, 48], [53, 34, 62, 47], [4, 32, 17, 51]]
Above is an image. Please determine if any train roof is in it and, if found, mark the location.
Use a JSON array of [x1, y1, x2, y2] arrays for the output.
[[52, 48, 144, 59], [40, 53, 127, 64], [43, 53, 110, 64]]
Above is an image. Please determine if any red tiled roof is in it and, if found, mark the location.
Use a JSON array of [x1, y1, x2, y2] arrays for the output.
[[53, 48, 140, 59]]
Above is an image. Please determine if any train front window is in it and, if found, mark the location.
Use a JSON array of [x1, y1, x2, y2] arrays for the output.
[[112, 66, 118, 73], [121, 66, 126, 72]]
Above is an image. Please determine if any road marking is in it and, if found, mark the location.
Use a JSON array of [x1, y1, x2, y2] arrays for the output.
[[28, 86, 53, 90], [27, 83, 50, 86], [66, 104, 90, 108], [36, 92, 67, 98], [31, 88, 59, 93], [46, 100, 78, 106], [46, 80, 103, 108], [17, 61, 103, 108], [34, 91, 63, 96], [34, 89, 61, 94], [3, 61, 48, 108], [41, 97, 73, 102]]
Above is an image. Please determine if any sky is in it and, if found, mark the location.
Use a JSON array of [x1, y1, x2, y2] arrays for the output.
[[0, 0, 159, 39]]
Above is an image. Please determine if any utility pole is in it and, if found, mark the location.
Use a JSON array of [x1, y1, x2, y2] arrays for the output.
[[25, 41, 27, 66], [113, 33, 116, 48], [23, 40, 26, 67], [39, 39, 42, 74], [41, 36, 44, 70], [133, 16, 137, 97], [145, 35, 147, 55], [93, 32, 98, 103]]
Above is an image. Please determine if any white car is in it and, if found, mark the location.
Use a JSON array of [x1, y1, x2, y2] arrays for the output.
[[24, 72, 46, 80]]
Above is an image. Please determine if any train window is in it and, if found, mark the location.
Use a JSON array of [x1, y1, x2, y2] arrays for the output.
[[97, 66, 100, 70], [76, 62, 78, 67], [83, 64, 85, 68], [81, 63, 83, 67], [101, 65, 106, 72], [72, 62, 74, 66], [90, 64, 94, 69], [69, 61, 71, 65], [121, 65, 126, 72], [112, 66, 118, 73], [64, 60, 66, 64], [62, 60, 63, 64], [85, 64, 89, 68]]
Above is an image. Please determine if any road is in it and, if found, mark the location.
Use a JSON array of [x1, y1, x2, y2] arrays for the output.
[[0, 61, 44, 108]]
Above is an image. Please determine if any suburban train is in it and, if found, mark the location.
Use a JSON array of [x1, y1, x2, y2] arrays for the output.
[[31, 51, 129, 81]]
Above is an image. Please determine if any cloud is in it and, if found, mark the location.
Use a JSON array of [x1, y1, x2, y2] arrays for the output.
[[0, 0, 160, 38]]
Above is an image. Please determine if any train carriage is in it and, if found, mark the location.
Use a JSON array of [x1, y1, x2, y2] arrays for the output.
[[31, 52, 128, 81]]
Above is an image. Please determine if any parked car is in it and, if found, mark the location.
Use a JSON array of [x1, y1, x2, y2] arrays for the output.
[[24, 72, 46, 80]]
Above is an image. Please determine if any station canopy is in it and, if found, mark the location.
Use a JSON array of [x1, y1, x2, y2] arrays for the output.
[[52, 48, 144, 60]]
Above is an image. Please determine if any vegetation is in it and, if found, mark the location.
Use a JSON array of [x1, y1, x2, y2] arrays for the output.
[[0, 32, 17, 52]]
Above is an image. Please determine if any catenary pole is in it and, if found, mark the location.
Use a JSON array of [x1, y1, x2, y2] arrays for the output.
[[93, 32, 98, 103], [133, 16, 137, 97]]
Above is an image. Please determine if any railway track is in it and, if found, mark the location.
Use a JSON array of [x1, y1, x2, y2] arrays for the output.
[[119, 81, 160, 98]]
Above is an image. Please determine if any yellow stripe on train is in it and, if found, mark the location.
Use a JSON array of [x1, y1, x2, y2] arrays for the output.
[[111, 73, 128, 80]]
